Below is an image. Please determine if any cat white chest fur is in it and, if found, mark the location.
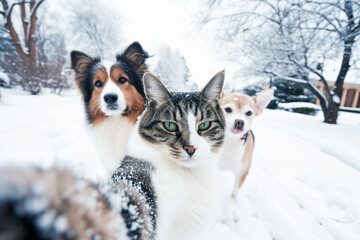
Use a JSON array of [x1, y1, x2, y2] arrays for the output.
[[154, 157, 220, 240], [127, 132, 220, 240], [90, 116, 134, 174]]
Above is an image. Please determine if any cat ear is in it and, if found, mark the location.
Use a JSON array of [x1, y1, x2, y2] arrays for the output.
[[201, 70, 225, 100], [253, 88, 274, 115], [143, 72, 172, 104]]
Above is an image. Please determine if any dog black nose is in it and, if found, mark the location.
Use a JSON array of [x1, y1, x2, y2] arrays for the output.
[[183, 145, 196, 157], [234, 119, 244, 130], [104, 93, 118, 104]]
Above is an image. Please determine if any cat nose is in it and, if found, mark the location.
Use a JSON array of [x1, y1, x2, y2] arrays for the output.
[[234, 119, 244, 130], [183, 145, 196, 157]]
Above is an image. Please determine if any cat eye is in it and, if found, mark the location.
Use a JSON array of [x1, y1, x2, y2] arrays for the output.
[[117, 77, 127, 84], [95, 80, 103, 88], [224, 107, 232, 113], [163, 122, 178, 132], [246, 111, 253, 116], [198, 121, 211, 131]]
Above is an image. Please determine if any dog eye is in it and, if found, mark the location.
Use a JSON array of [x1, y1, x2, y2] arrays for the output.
[[198, 121, 211, 131], [224, 107, 232, 113], [246, 111, 253, 116], [94, 80, 103, 88], [117, 77, 127, 84], [163, 122, 178, 132]]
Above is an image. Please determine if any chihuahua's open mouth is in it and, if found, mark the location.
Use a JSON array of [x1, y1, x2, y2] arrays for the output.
[[231, 128, 243, 134]]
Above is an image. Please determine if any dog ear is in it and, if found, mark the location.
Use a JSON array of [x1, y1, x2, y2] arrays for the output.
[[71, 51, 94, 72], [201, 70, 225, 101], [70, 51, 99, 103], [143, 72, 172, 105], [253, 89, 274, 115], [119, 42, 149, 74]]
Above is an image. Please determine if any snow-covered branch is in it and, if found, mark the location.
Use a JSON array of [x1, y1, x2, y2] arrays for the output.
[[263, 70, 308, 84]]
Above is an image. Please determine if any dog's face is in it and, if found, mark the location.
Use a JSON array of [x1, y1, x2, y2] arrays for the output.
[[221, 89, 274, 138], [71, 42, 148, 125]]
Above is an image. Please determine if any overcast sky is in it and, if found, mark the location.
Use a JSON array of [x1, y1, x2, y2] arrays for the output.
[[107, 0, 228, 88]]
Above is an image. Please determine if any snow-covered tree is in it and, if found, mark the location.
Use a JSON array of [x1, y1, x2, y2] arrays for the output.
[[0, 24, 23, 85], [66, 0, 123, 59], [199, 0, 360, 124], [0, 0, 45, 94], [153, 45, 197, 92]]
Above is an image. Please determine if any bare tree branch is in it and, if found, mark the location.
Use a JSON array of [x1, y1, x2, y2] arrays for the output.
[[3, 2, 28, 59], [0, 0, 9, 10], [27, 0, 44, 61], [21, 1, 28, 41]]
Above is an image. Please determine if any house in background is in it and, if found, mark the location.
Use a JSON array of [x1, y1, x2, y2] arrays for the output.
[[317, 82, 360, 109], [261, 78, 360, 112]]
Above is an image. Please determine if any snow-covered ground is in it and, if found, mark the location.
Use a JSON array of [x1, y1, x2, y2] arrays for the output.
[[1, 89, 360, 240]]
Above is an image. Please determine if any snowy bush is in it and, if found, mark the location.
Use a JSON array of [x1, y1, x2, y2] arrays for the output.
[[0, 71, 9, 88], [240, 83, 264, 96], [278, 102, 321, 116]]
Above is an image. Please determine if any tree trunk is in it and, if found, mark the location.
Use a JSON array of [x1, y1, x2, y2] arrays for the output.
[[1, 0, 44, 95], [323, 102, 339, 124], [321, 0, 357, 124]]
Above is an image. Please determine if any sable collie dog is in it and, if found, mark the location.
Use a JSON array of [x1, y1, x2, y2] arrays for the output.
[[71, 42, 149, 174], [219, 89, 274, 199]]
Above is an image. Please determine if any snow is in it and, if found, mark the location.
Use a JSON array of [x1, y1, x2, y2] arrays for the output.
[[333, 95, 341, 104], [1, 89, 360, 240], [278, 101, 321, 110]]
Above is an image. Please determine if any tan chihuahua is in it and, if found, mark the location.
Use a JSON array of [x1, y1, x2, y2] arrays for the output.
[[219, 89, 274, 199]]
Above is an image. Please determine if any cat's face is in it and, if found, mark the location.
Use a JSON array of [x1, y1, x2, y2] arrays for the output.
[[138, 71, 225, 168]]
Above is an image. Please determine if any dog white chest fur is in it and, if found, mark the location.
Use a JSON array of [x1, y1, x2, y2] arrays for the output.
[[219, 132, 247, 175], [90, 116, 134, 174], [127, 128, 220, 240]]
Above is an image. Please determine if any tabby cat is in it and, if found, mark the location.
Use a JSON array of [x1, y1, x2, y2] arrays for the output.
[[117, 70, 226, 240]]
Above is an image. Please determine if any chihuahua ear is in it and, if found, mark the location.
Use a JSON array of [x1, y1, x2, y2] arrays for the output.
[[118, 42, 149, 73], [253, 89, 274, 115]]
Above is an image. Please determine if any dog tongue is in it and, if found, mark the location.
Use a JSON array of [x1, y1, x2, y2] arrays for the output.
[[231, 128, 243, 134]]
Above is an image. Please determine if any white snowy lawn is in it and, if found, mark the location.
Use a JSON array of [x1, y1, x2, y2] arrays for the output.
[[1, 89, 360, 240]]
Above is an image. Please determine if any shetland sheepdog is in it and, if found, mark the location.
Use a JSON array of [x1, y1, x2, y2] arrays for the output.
[[71, 42, 149, 174]]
